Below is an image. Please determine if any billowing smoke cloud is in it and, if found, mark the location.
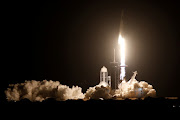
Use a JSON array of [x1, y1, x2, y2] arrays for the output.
[[5, 80, 84, 101], [115, 71, 156, 98], [84, 71, 156, 100], [5, 71, 156, 101], [84, 81, 112, 100]]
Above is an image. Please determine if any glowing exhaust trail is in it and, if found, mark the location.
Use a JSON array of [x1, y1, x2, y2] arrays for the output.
[[118, 34, 126, 80]]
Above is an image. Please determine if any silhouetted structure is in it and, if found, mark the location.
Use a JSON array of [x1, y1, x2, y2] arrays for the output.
[[110, 49, 120, 89]]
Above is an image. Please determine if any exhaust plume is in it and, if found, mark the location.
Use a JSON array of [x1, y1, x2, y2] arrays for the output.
[[115, 71, 156, 98], [118, 34, 126, 80], [5, 71, 156, 101], [84, 81, 112, 100], [5, 80, 84, 101]]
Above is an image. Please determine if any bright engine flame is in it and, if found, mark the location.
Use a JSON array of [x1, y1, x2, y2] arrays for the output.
[[118, 34, 126, 80]]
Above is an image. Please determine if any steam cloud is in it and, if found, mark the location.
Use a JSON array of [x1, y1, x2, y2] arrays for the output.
[[115, 71, 156, 98], [5, 80, 84, 102], [5, 71, 156, 101], [84, 81, 112, 100], [84, 71, 156, 100]]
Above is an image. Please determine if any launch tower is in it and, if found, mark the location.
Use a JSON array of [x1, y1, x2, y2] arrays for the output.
[[110, 49, 120, 89]]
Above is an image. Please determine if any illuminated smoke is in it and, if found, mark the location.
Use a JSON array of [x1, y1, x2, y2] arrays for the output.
[[84, 71, 156, 100], [5, 80, 84, 102], [5, 72, 156, 101], [115, 71, 156, 98], [118, 34, 126, 80], [84, 81, 112, 100]]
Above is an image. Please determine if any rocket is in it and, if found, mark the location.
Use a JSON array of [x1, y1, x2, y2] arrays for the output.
[[118, 10, 127, 81], [119, 10, 128, 68], [110, 10, 127, 89]]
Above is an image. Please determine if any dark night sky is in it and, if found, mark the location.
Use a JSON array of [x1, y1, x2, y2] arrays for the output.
[[2, 1, 180, 98]]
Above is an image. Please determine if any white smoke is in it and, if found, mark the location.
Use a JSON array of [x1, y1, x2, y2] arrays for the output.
[[84, 71, 156, 100], [115, 71, 156, 98], [5, 71, 156, 101], [5, 80, 84, 102], [84, 81, 112, 100]]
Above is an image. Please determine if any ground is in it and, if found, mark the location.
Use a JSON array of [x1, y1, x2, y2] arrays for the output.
[[2, 97, 180, 113]]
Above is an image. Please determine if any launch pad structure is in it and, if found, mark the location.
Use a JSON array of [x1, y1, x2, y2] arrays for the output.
[[110, 49, 120, 90], [100, 49, 125, 90]]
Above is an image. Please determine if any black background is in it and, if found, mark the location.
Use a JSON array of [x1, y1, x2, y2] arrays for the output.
[[1, 1, 180, 101]]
